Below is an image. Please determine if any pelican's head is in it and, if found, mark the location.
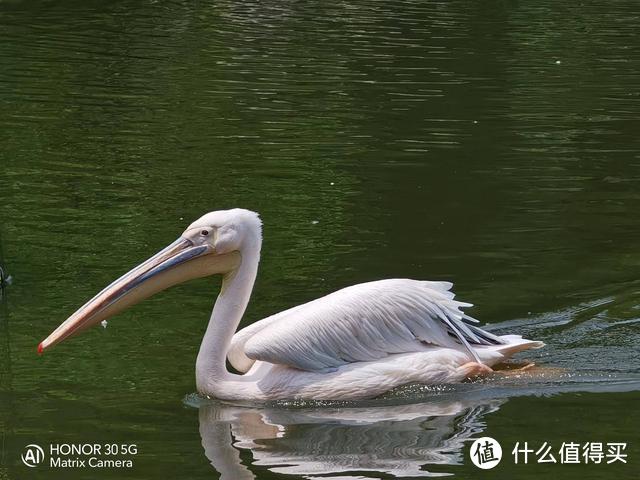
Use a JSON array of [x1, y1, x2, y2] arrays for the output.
[[38, 208, 262, 353]]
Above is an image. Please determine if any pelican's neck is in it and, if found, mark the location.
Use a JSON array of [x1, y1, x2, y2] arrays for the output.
[[195, 243, 260, 389]]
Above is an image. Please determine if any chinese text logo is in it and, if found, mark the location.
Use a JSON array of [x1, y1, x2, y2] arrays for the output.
[[470, 437, 502, 469]]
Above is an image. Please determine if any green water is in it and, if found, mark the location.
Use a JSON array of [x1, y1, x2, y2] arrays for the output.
[[1, 0, 639, 478]]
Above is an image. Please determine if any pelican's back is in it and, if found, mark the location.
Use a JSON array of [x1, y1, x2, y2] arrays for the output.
[[228, 279, 525, 373]]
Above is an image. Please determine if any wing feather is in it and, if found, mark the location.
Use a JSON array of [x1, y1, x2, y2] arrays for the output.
[[233, 279, 504, 372]]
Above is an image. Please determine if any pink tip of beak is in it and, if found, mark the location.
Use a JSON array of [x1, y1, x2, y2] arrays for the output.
[[37, 342, 44, 355]]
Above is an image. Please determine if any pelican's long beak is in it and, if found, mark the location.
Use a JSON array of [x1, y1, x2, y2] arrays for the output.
[[39, 236, 239, 354]]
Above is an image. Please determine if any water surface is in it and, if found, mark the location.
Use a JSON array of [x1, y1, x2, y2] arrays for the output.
[[1, 0, 639, 478]]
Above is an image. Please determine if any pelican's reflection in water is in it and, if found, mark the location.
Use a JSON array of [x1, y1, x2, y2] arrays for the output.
[[197, 396, 504, 478]]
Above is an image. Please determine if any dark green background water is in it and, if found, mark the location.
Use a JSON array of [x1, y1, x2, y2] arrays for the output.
[[1, 0, 639, 478]]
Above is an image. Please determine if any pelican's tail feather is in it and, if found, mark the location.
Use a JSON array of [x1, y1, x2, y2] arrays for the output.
[[494, 335, 545, 357]]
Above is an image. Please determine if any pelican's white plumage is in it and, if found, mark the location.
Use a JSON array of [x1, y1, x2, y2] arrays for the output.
[[40, 208, 543, 401], [230, 279, 499, 373]]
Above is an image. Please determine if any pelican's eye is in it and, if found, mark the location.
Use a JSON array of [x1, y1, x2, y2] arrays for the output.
[[200, 230, 210, 237]]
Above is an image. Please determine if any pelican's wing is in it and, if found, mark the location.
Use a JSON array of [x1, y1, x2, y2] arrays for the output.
[[227, 303, 308, 373], [228, 279, 504, 373]]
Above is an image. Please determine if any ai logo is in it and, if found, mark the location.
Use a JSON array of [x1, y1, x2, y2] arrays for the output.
[[21, 444, 45, 467]]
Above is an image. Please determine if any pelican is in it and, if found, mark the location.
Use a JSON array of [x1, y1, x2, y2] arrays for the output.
[[39, 209, 543, 400]]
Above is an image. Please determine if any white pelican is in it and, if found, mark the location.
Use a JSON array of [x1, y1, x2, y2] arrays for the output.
[[39, 209, 543, 400]]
